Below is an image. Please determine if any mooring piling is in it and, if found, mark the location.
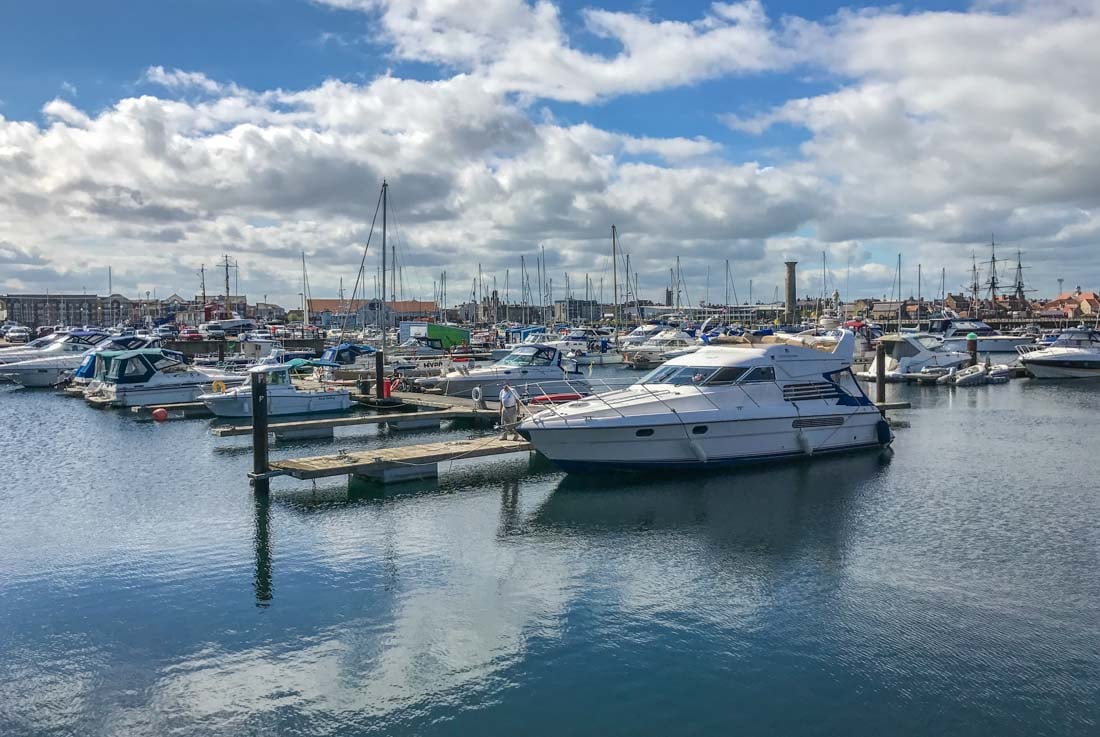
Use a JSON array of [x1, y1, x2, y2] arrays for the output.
[[875, 342, 886, 404], [375, 350, 385, 400], [250, 370, 270, 493]]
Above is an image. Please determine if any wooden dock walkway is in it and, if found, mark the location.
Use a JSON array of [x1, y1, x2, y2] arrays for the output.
[[263, 437, 533, 483], [212, 406, 491, 437]]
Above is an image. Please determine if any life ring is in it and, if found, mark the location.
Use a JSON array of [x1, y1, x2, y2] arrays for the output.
[[211, 380, 227, 393], [470, 386, 483, 402]]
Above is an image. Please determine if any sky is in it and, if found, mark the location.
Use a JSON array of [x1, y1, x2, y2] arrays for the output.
[[1, 0, 1098, 309]]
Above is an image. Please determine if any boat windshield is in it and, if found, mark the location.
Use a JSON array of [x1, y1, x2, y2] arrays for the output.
[[1052, 330, 1100, 347], [499, 346, 557, 366], [640, 364, 749, 386], [915, 336, 944, 350]]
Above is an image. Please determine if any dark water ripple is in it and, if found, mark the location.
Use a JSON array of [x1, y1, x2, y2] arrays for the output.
[[0, 379, 1097, 736]]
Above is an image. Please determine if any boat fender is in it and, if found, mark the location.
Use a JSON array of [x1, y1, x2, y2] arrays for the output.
[[876, 419, 893, 446], [688, 437, 708, 463], [470, 386, 483, 403], [211, 380, 227, 393], [797, 431, 813, 456]]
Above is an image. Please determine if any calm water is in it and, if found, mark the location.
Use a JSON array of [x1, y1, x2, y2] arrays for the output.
[[0, 377, 1097, 736]]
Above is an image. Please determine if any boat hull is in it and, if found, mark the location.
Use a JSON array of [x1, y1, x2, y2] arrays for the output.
[[423, 374, 589, 399], [524, 411, 888, 471], [202, 391, 353, 418], [1021, 358, 1100, 379], [4, 366, 70, 387]]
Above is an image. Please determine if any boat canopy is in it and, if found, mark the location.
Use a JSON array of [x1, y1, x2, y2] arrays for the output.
[[103, 349, 188, 384], [497, 345, 560, 367], [321, 343, 375, 365], [249, 358, 340, 373]]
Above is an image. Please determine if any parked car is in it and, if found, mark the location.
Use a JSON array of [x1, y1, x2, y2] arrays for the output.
[[36, 326, 55, 338], [201, 327, 226, 340], [178, 328, 203, 341], [154, 325, 178, 339], [5, 327, 32, 343]]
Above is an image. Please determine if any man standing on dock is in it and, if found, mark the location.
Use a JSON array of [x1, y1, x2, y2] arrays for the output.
[[498, 383, 522, 441]]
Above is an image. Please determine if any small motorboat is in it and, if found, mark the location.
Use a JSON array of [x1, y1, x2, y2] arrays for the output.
[[85, 348, 244, 407], [416, 344, 589, 399], [199, 361, 352, 418]]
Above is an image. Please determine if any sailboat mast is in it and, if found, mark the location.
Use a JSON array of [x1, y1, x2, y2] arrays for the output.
[[917, 263, 922, 329], [223, 254, 231, 320], [896, 254, 902, 329], [300, 252, 307, 327], [612, 225, 620, 334], [724, 259, 730, 325], [381, 180, 387, 347]]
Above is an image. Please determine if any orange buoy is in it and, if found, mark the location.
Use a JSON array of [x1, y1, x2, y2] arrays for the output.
[[151, 408, 169, 422]]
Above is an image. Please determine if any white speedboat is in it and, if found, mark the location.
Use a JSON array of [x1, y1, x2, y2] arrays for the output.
[[199, 363, 353, 417], [622, 329, 698, 369], [1017, 327, 1100, 378], [620, 322, 667, 348], [85, 348, 245, 407], [546, 328, 624, 365], [0, 335, 159, 387], [416, 344, 589, 399], [0, 330, 109, 365], [856, 333, 971, 381], [519, 330, 891, 471], [925, 315, 1034, 352]]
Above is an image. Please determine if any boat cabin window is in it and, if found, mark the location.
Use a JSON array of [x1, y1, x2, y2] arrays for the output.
[[887, 340, 923, 358], [703, 367, 749, 385], [123, 359, 148, 378], [739, 366, 776, 383], [914, 336, 943, 350], [640, 365, 715, 385]]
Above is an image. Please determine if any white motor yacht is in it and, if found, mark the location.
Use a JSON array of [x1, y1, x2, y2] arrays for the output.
[[0, 335, 159, 387], [85, 348, 245, 407], [622, 329, 698, 369], [856, 333, 971, 381], [1017, 327, 1100, 378], [416, 344, 589, 399], [199, 363, 353, 417], [924, 315, 1034, 353], [519, 329, 891, 471], [545, 328, 624, 366], [0, 330, 109, 365], [620, 323, 667, 348]]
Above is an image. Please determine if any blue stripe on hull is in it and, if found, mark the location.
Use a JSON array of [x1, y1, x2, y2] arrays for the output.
[[545, 441, 888, 473]]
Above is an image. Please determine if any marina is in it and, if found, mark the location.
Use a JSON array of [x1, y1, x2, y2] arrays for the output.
[[3, 2, 1100, 731]]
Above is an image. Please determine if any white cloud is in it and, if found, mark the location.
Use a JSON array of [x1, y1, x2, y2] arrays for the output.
[[318, 0, 795, 103]]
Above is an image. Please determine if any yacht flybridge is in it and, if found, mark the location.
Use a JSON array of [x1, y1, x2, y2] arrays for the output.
[[519, 329, 891, 472]]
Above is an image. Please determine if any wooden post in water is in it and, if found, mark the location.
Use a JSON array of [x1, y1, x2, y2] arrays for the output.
[[374, 350, 385, 400], [250, 370, 270, 494], [218, 341, 225, 363], [966, 333, 978, 367], [875, 342, 886, 404]]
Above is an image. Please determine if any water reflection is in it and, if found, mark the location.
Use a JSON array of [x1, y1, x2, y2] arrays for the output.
[[252, 491, 273, 607]]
